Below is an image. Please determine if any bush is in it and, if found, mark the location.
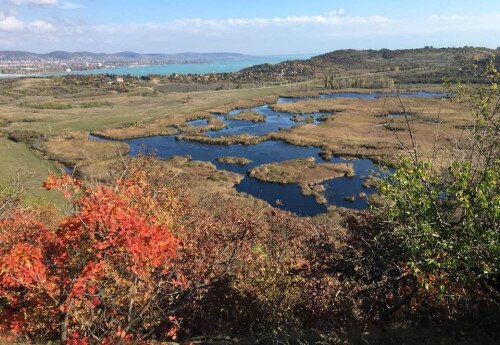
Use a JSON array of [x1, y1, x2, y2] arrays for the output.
[[377, 58, 499, 304], [0, 163, 255, 343]]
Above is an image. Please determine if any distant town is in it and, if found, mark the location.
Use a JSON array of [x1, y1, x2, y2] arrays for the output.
[[0, 51, 255, 76]]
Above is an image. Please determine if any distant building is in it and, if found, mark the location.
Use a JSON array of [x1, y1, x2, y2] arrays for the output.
[[116, 77, 124, 83]]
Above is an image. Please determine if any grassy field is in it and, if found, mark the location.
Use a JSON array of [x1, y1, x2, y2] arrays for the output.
[[0, 78, 315, 136], [0, 138, 65, 205]]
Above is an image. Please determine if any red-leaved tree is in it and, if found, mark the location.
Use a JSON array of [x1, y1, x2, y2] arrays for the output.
[[0, 173, 186, 344]]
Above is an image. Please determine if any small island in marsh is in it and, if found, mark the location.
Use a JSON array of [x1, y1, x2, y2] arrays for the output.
[[216, 156, 253, 165], [249, 157, 355, 204], [226, 110, 267, 122]]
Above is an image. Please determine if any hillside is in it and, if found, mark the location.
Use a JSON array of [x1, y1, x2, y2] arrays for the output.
[[242, 47, 500, 83]]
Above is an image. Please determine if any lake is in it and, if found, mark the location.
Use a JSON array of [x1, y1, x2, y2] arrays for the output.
[[0, 55, 310, 79]]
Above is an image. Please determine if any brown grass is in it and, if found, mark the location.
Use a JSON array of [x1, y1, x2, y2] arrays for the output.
[[176, 133, 266, 146], [270, 97, 470, 165], [216, 156, 253, 165], [226, 110, 266, 123], [39, 132, 129, 168]]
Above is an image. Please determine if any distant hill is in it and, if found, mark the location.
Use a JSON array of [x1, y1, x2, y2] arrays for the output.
[[242, 47, 500, 83]]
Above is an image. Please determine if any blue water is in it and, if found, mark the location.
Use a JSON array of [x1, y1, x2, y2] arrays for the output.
[[386, 113, 408, 118], [90, 91, 443, 216], [206, 106, 328, 138], [44, 55, 310, 77], [126, 137, 376, 216], [277, 91, 448, 104], [187, 119, 209, 126]]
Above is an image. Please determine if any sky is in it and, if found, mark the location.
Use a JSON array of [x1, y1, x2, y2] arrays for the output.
[[0, 0, 499, 54]]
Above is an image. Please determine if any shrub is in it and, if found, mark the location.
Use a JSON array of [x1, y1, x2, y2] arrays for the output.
[[377, 58, 499, 304], [0, 163, 255, 343], [0, 174, 185, 343]]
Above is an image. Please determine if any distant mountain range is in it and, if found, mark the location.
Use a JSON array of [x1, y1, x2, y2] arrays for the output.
[[0, 51, 255, 63]]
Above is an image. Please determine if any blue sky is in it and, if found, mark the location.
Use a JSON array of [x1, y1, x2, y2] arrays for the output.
[[0, 0, 499, 54]]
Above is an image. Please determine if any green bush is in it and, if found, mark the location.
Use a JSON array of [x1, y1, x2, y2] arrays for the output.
[[378, 58, 499, 302]]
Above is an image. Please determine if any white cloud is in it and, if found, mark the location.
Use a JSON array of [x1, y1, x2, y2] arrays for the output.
[[0, 11, 25, 31], [9, 0, 58, 5], [425, 12, 500, 31], [28, 20, 55, 32], [59, 1, 83, 10], [0, 9, 499, 53], [0, 11, 55, 33], [170, 10, 390, 29], [9, 0, 83, 9]]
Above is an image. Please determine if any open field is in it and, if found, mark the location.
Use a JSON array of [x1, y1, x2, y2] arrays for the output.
[[0, 138, 66, 205], [0, 77, 314, 137]]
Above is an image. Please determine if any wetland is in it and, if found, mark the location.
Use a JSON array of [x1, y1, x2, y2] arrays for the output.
[[89, 91, 445, 215]]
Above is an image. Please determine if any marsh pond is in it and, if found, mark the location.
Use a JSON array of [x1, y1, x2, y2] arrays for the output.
[[91, 91, 446, 216]]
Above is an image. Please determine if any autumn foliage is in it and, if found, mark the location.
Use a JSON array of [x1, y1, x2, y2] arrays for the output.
[[0, 159, 497, 343], [0, 172, 187, 343]]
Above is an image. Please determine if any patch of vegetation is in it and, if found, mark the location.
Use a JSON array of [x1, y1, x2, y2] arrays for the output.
[[0, 118, 10, 127], [304, 115, 315, 124], [324, 76, 395, 90], [0, 138, 65, 205], [207, 116, 226, 130], [78, 101, 112, 108], [226, 110, 266, 122], [374, 59, 499, 318], [384, 111, 417, 118], [363, 175, 382, 188], [7, 130, 46, 149], [177, 133, 266, 146], [216, 156, 253, 165], [177, 116, 226, 134], [316, 114, 332, 122], [243, 47, 499, 84], [20, 101, 74, 110], [249, 157, 354, 203], [39, 132, 129, 168], [19, 100, 112, 110]]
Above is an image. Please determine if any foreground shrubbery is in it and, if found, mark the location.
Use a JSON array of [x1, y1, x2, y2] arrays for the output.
[[0, 166, 257, 343], [1, 164, 497, 343]]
